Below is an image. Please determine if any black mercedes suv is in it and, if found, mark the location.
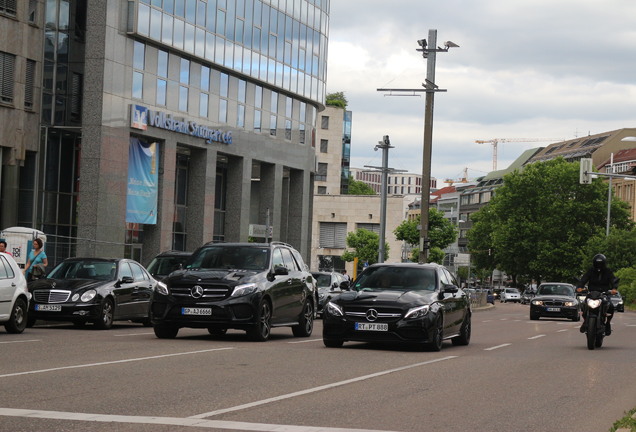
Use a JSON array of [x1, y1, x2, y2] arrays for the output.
[[150, 242, 315, 341]]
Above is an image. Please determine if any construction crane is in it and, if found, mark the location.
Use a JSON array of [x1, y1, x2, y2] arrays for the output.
[[475, 138, 562, 171]]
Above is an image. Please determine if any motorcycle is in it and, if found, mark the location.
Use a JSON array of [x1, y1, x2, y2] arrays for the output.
[[582, 290, 611, 350]]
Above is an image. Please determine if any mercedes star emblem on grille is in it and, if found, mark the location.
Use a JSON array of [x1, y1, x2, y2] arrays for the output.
[[191, 285, 204, 298], [366, 309, 378, 322]]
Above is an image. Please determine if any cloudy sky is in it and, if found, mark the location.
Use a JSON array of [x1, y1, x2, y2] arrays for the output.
[[326, 0, 636, 183]]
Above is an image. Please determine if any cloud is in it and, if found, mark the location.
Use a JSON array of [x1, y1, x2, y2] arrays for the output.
[[327, 0, 636, 181]]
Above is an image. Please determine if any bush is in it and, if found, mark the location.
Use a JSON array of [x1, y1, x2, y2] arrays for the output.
[[615, 267, 636, 306]]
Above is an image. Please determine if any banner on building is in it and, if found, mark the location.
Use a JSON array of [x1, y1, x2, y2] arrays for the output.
[[126, 138, 159, 224]]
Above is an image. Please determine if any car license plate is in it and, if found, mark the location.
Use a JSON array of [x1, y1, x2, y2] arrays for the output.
[[181, 307, 212, 316], [355, 322, 388, 331], [546, 307, 561, 312], [35, 304, 62, 312]]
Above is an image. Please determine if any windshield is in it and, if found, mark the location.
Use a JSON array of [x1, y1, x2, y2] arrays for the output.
[[312, 273, 332, 288], [147, 255, 190, 276], [353, 266, 436, 292], [187, 246, 270, 271], [538, 284, 574, 297], [48, 260, 117, 281], [505, 289, 519, 294]]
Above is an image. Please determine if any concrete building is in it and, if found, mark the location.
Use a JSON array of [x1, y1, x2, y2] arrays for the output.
[[350, 167, 436, 195], [1, 0, 330, 266], [314, 105, 350, 195]]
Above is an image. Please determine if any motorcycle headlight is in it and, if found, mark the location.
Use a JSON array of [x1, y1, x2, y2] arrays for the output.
[[231, 283, 258, 297], [587, 299, 602, 309], [325, 301, 343, 317], [531, 300, 543, 306], [155, 282, 169, 296], [564, 301, 576, 307], [80, 289, 97, 302], [405, 305, 430, 319]]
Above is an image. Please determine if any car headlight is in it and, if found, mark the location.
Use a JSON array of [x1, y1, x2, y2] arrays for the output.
[[80, 289, 97, 302], [586, 299, 602, 309], [564, 301, 576, 307], [531, 300, 543, 306], [155, 282, 169, 296], [405, 305, 430, 319], [325, 301, 343, 317], [231, 283, 258, 297], [618, 300, 624, 305]]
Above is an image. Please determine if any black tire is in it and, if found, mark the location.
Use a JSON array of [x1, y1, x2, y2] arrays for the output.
[[5, 298, 28, 334], [248, 300, 272, 341], [94, 298, 114, 330], [595, 334, 604, 348], [207, 328, 227, 337], [323, 338, 344, 348], [427, 316, 444, 352], [586, 316, 597, 350], [292, 300, 314, 337], [452, 313, 471, 346], [572, 314, 581, 322], [154, 323, 179, 339]]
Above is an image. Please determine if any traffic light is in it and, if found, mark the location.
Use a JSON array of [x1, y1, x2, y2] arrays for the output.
[[579, 158, 593, 184]]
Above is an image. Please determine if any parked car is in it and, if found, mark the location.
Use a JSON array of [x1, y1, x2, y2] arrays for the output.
[[146, 250, 192, 280], [150, 242, 315, 341], [0, 252, 30, 333], [609, 291, 625, 313], [520, 290, 535, 304], [501, 288, 521, 303], [28, 258, 157, 329], [322, 262, 471, 351], [312, 271, 349, 316], [530, 283, 580, 321]]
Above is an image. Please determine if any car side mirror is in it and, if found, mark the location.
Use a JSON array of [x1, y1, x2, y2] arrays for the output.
[[116, 275, 134, 286], [273, 266, 289, 276], [340, 281, 350, 290]]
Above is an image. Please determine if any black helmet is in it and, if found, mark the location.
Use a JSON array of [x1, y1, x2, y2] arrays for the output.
[[592, 254, 607, 270]]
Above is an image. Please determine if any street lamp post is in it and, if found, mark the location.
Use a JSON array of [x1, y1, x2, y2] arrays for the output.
[[377, 29, 458, 262]]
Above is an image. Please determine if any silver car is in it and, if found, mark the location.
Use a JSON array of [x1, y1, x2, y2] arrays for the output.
[[0, 252, 30, 333]]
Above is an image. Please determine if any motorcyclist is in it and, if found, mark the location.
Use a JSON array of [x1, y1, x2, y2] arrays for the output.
[[576, 254, 617, 335]]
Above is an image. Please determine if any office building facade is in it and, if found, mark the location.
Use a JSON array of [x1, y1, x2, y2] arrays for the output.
[[1, 0, 329, 265]]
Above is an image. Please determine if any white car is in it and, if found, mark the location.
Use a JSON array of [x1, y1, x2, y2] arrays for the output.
[[0, 252, 30, 333], [500, 288, 521, 303]]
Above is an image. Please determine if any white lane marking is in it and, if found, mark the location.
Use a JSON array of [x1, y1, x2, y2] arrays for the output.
[[484, 343, 511, 351], [528, 335, 545, 340], [0, 339, 41, 344], [288, 338, 322, 344], [0, 408, 399, 432], [482, 320, 493, 322], [557, 329, 568, 333], [113, 332, 154, 337], [190, 356, 458, 419], [0, 347, 234, 379]]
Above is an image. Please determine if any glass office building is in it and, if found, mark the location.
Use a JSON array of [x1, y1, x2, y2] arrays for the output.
[[6, 0, 329, 266]]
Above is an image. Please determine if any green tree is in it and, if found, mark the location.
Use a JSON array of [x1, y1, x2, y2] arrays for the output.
[[615, 267, 636, 306], [393, 208, 457, 262], [468, 158, 633, 284], [347, 177, 376, 195], [341, 228, 389, 265], [325, 92, 348, 109], [580, 229, 636, 274]]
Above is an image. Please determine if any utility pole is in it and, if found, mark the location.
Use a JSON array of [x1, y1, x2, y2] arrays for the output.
[[364, 135, 406, 263], [377, 29, 458, 263]]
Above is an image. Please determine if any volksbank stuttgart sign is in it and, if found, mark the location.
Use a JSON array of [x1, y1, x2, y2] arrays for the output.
[[130, 104, 232, 145]]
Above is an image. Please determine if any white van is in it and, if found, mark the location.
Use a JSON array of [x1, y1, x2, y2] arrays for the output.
[[0, 227, 47, 268]]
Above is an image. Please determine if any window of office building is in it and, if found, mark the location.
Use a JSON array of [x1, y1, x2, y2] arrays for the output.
[[316, 162, 327, 181], [173, 152, 189, 251], [357, 223, 380, 235], [0, 0, 16, 17], [179, 85, 188, 111], [254, 109, 261, 132], [219, 98, 227, 122], [320, 139, 328, 153], [25, 59, 36, 110], [319, 222, 347, 249], [0, 52, 16, 104], [317, 186, 326, 195], [321, 115, 329, 129]]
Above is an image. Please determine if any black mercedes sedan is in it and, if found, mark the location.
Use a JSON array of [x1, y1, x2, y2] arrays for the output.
[[322, 263, 471, 351], [529, 283, 580, 321], [28, 258, 157, 329]]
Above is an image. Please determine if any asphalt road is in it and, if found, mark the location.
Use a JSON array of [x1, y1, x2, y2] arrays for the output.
[[1, 303, 634, 432]]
